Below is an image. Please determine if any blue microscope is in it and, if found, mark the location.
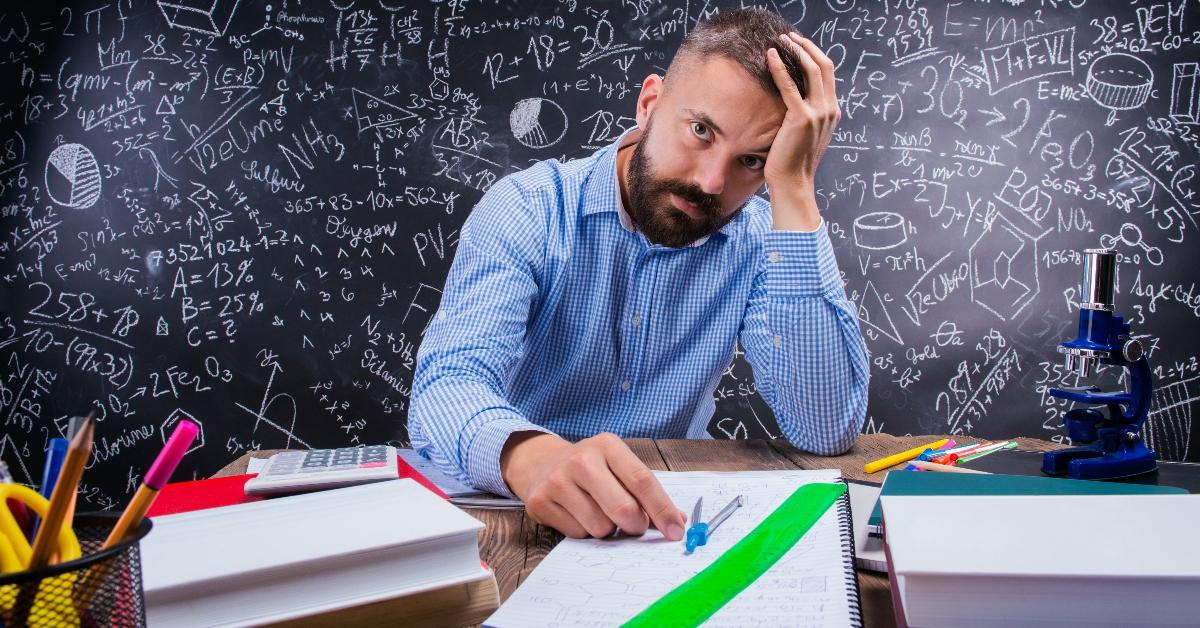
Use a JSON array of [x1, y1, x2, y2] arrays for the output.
[[1042, 249, 1157, 480]]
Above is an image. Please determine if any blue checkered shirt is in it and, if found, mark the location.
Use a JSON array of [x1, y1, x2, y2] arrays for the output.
[[408, 132, 870, 497]]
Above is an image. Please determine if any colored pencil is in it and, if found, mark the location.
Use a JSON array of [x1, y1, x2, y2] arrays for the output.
[[102, 420, 198, 548]]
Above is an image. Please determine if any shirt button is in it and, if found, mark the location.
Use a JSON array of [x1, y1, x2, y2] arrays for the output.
[[621, 380, 632, 391], [631, 315, 642, 326], [768, 251, 781, 263]]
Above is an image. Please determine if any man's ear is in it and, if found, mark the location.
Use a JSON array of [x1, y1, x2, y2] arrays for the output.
[[635, 73, 663, 129]]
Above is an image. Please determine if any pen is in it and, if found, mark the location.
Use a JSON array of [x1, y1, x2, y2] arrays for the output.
[[864, 438, 949, 474], [102, 419, 198, 548], [938, 441, 989, 456], [906, 441, 968, 471], [957, 441, 1017, 463], [27, 417, 94, 570], [31, 438, 68, 540], [931, 452, 959, 465]]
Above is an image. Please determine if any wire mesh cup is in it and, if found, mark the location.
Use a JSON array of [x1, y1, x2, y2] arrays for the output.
[[0, 512, 153, 627]]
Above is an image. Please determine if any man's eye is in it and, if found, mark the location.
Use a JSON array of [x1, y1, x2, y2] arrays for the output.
[[741, 156, 765, 170], [691, 121, 709, 140]]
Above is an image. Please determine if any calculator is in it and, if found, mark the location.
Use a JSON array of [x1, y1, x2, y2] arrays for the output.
[[243, 445, 398, 496]]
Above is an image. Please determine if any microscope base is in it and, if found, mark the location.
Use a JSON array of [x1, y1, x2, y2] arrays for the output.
[[1042, 440, 1158, 480]]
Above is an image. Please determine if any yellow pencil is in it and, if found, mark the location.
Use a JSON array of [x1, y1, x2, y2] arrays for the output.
[[27, 417, 94, 570], [60, 415, 88, 543], [863, 438, 949, 474]]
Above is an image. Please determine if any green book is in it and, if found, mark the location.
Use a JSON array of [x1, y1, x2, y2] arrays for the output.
[[866, 471, 1188, 533]]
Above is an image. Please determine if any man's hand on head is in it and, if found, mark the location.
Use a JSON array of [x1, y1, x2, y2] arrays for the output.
[[764, 33, 841, 231], [500, 431, 688, 540]]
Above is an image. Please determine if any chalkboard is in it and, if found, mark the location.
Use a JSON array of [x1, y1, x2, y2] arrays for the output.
[[1, 0, 1197, 507]]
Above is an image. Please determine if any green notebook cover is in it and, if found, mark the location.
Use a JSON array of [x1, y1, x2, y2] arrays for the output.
[[867, 471, 1188, 530]]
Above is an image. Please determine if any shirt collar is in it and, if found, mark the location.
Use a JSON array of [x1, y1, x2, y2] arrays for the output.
[[583, 127, 740, 248]]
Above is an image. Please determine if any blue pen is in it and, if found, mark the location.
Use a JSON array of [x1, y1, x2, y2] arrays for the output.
[[685, 495, 744, 553], [32, 437, 68, 538]]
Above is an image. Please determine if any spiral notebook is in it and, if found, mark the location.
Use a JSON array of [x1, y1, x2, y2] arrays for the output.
[[485, 469, 861, 627]]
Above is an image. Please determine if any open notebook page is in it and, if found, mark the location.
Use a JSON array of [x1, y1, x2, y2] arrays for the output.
[[485, 469, 854, 627]]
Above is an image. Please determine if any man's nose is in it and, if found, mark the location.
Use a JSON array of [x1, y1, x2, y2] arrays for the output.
[[692, 156, 727, 196]]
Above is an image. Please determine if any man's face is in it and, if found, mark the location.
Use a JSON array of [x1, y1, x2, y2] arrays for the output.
[[623, 56, 786, 248]]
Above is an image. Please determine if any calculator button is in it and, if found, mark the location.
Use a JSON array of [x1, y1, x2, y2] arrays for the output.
[[359, 462, 387, 468]]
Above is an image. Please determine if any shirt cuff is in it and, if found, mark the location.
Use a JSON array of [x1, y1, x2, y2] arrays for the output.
[[464, 411, 553, 498], [762, 221, 843, 298]]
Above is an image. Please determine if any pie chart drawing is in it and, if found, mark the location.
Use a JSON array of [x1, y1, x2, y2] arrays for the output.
[[510, 98, 567, 149], [46, 143, 102, 209]]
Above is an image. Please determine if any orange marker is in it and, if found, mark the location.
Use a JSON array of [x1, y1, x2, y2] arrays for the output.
[[931, 453, 959, 465]]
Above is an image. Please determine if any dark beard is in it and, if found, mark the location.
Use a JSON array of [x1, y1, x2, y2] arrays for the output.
[[625, 128, 735, 248]]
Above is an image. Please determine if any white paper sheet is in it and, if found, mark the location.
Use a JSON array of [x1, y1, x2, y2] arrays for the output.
[[485, 470, 856, 627]]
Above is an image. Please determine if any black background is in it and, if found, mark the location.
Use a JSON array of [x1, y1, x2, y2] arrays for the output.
[[1, 0, 1197, 507]]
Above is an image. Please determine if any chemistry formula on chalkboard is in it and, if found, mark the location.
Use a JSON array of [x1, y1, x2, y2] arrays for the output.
[[0, 0, 1197, 505]]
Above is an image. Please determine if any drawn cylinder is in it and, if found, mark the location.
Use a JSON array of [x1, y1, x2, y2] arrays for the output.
[[852, 212, 907, 250], [1086, 53, 1153, 110], [1079, 248, 1116, 311]]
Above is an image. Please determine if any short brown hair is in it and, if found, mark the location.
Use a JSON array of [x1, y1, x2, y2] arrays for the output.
[[664, 8, 806, 98]]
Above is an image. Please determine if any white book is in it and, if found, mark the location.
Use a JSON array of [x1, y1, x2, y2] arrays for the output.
[[881, 494, 1200, 628], [846, 481, 887, 573], [141, 479, 488, 627]]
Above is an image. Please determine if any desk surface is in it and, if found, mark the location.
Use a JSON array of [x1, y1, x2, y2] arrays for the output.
[[218, 433, 1064, 628]]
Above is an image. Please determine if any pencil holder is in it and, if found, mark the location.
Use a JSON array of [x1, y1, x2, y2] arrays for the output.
[[0, 512, 153, 627]]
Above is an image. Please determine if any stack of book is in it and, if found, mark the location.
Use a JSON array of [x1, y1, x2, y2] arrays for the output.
[[876, 472, 1199, 627], [140, 479, 498, 627]]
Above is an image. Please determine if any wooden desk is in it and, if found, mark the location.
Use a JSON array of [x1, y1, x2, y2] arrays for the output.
[[218, 433, 1063, 628]]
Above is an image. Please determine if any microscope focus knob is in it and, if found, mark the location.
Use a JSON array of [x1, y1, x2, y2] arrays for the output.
[[1122, 338, 1144, 362]]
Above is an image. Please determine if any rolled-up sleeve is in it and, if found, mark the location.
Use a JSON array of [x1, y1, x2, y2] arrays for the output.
[[738, 222, 870, 455]]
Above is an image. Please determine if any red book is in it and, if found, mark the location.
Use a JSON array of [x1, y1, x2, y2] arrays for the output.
[[147, 454, 450, 518]]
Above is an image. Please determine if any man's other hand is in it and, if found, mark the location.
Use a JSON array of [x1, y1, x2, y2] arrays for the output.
[[500, 432, 688, 540], [763, 33, 841, 231]]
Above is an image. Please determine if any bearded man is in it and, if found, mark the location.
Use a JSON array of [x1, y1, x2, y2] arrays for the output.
[[409, 8, 869, 540]]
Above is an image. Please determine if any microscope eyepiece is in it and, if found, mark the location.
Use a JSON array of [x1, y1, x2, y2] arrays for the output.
[[1078, 248, 1116, 312]]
